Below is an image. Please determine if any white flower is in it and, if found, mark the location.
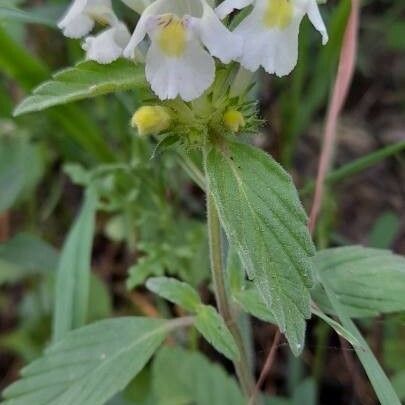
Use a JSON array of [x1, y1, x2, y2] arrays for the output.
[[82, 22, 131, 64], [216, 0, 328, 76], [123, 0, 243, 101], [58, 0, 116, 39]]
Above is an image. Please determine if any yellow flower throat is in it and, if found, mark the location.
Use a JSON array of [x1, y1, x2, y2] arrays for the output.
[[263, 0, 294, 29], [157, 15, 187, 57]]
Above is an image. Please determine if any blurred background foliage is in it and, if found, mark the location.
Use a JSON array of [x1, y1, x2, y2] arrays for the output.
[[0, 0, 404, 404]]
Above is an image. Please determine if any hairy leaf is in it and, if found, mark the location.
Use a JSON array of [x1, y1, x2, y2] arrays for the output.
[[205, 141, 315, 355], [2, 318, 168, 405], [52, 188, 97, 342], [312, 246, 405, 317], [14, 60, 146, 115], [146, 277, 201, 312], [195, 305, 240, 361], [153, 346, 244, 405]]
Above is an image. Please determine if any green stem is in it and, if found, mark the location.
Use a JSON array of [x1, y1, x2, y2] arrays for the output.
[[178, 151, 205, 191], [206, 186, 255, 400]]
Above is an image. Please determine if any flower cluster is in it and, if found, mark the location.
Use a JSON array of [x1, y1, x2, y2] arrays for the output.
[[59, 0, 328, 104]]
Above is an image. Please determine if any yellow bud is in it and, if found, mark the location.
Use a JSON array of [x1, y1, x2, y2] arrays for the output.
[[223, 110, 245, 133], [131, 106, 171, 136]]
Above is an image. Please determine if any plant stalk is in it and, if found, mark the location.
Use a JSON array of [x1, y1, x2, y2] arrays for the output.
[[206, 189, 255, 400]]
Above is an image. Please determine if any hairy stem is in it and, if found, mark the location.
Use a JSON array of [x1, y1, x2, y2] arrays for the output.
[[206, 186, 255, 400]]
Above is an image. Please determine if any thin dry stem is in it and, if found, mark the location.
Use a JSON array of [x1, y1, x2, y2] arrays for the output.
[[309, 0, 361, 234], [249, 329, 282, 405]]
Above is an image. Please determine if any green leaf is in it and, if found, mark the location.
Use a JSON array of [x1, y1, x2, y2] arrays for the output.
[[14, 59, 146, 116], [310, 305, 360, 348], [153, 346, 244, 405], [319, 275, 401, 405], [392, 370, 405, 401], [2, 317, 169, 405], [146, 277, 201, 312], [0, 27, 114, 162], [195, 304, 239, 361], [233, 283, 360, 348], [0, 233, 59, 284], [52, 188, 98, 342], [292, 378, 316, 405], [234, 287, 276, 324], [312, 246, 405, 318], [0, 135, 44, 213], [368, 212, 400, 249], [205, 141, 315, 355], [0, 4, 58, 27]]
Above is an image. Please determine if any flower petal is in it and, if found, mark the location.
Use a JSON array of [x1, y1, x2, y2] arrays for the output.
[[145, 39, 215, 101], [83, 22, 130, 64], [188, 0, 242, 63], [123, 0, 167, 59], [306, 0, 328, 45], [215, 0, 254, 20], [235, 3, 302, 76], [58, 0, 93, 38], [58, 0, 115, 38]]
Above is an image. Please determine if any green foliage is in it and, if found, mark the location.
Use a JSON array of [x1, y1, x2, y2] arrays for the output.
[[232, 281, 360, 348], [0, 2, 59, 27], [319, 277, 401, 405], [127, 220, 209, 289], [368, 212, 400, 249], [0, 131, 44, 213], [14, 60, 146, 116], [195, 304, 240, 361], [392, 370, 405, 401], [0, 233, 58, 284], [2, 317, 169, 405], [146, 277, 201, 312], [205, 141, 315, 355], [52, 188, 98, 342], [0, 27, 114, 162], [152, 346, 244, 405], [146, 277, 239, 360], [312, 246, 405, 317]]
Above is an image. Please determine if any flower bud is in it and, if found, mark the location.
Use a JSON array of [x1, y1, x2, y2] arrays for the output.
[[131, 106, 171, 136], [223, 109, 245, 133]]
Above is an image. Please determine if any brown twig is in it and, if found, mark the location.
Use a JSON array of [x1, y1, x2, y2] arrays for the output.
[[309, 0, 361, 234], [248, 329, 282, 405]]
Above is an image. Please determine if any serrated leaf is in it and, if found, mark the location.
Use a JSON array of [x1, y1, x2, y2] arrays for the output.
[[14, 59, 146, 115], [153, 346, 244, 405], [2, 317, 168, 405], [52, 188, 97, 342], [312, 246, 405, 318], [205, 141, 315, 355], [146, 277, 201, 312], [195, 304, 239, 361]]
